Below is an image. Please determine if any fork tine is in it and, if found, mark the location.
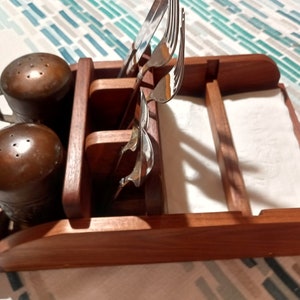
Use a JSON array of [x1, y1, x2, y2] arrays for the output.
[[165, 0, 174, 39], [167, 0, 179, 45], [142, 0, 179, 70], [147, 8, 185, 104], [119, 0, 180, 129], [174, 9, 185, 93]]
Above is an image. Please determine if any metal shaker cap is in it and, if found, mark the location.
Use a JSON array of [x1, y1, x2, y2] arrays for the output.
[[0, 123, 65, 190], [0, 52, 73, 103]]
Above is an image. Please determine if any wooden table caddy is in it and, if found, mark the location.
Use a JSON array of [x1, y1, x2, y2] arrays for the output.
[[0, 54, 300, 271]]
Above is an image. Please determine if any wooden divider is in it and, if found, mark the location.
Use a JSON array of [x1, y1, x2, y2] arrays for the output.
[[62, 58, 94, 219], [206, 80, 252, 215]]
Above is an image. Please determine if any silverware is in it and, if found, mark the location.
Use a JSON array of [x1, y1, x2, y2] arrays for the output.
[[147, 8, 185, 104], [136, 0, 180, 81], [118, 7, 185, 157], [119, 0, 180, 128], [112, 10, 185, 201], [118, 0, 168, 78], [103, 90, 150, 211], [113, 91, 149, 172], [113, 127, 154, 200], [113, 90, 153, 200]]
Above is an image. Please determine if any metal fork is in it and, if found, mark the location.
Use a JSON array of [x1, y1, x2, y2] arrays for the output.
[[113, 91, 153, 200], [136, 0, 180, 82], [113, 91, 149, 172], [112, 9, 185, 201], [113, 127, 154, 200], [147, 8, 185, 104], [119, 0, 180, 129], [118, 0, 168, 78], [117, 8, 185, 161]]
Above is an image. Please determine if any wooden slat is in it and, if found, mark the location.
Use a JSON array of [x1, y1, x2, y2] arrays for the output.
[[2, 211, 300, 270], [85, 130, 133, 179], [280, 83, 300, 146], [89, 78, 136, 130], [205, 80, 252, 216], [62, 58, 94, 218]]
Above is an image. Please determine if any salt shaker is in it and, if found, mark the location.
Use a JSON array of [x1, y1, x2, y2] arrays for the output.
[[0, 123, 65, 226], [0, 52, 73, 133]]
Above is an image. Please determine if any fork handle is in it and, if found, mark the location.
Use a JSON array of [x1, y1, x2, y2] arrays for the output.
[[112, 177, 130, 201], [118, 76, 143, 129], [118, 45, 137, 78]]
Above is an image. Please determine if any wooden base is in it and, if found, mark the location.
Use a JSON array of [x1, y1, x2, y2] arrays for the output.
[[1, 209, 300, 271], [1, 54, 300, 271]]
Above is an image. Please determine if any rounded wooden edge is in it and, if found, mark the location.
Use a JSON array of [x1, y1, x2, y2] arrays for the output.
[[70, 60, 123, 72], [85, 130, 132, 150], [1, 209, 300, 254]]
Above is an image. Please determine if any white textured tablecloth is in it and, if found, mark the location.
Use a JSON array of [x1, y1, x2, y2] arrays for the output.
[[0, 1, 300, 299]]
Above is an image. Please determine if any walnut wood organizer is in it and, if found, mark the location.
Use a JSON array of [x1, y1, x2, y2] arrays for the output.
[[1, 54, 300, 271]]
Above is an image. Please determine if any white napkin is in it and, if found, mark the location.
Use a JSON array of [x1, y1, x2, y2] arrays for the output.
[[158, 88, 300, 215]]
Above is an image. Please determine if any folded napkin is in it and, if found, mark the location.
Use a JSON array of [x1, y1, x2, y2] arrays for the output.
[[159, 88, 300, 215]]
